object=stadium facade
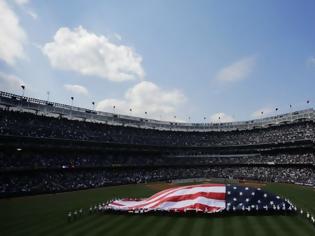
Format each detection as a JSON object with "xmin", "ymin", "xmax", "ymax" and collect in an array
[
  {"xmin": 0, "ymin": 91, "xmax": 314, "ymax": 197},
  {"xmin": 0, "ymin": 91, "xmax": 314, "ymax": 131}
]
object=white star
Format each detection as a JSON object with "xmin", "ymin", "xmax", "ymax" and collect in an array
[
  {"xmin": 227, "ymin": 191, "xmax": 231, "ymax": 195},
  {"xmin": 263, "ymin": 193, "xmax": 267, "ymax": 198},
  {"xmin": 246, "ymin": 198, "xmax": 249, "ymax": 202},
  {"xmin": 251, "ymin": 192, "xmax": 255, "ymax": 196},
  {"xmin": 239, "ymin": 192, "xmax": 243, "ymax": 196},
  {"xmin": 245, "ymin": 187, "xmax": 249, "ymax": 190},
  {"xmin": 233, "ymin": 198, "xmax": 237, "ymax": 201}
]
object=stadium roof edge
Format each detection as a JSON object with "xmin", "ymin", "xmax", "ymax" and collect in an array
[{"xmin": 0, "ymin": 90, "xmax": 314, "ymax": 132}]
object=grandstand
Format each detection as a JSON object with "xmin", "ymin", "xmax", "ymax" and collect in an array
[{"xmin": 0, "ymin": 91, "xmax": 314, "ymax": 197}]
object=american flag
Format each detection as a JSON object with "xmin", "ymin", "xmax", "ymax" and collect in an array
[{"xmin": 104, "ymin": 184, "xmax": 294, "ymax": 214}]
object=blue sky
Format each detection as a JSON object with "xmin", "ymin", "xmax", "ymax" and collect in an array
[{"xmin": 0, "ymin": 0, "xmax": 314, "ymax": 122}]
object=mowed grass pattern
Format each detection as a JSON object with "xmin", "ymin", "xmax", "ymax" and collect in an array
[{"xmin": 0, "ymin": 183, "xmax": 314, "ymax": 236}]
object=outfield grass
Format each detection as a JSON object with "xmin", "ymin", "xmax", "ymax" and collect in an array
[{"xmin": 0, "ymin": 182, "xmax": 314, "ymax": 236}]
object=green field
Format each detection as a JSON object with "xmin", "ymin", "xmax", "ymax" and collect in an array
[{"xmin": 1, "ymin": 182, "xmax": 314, "ymax": 236}]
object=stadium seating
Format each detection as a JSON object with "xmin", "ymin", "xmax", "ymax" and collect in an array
[{"xmin": 0, "ymin": 96, "xmax": 314, "ymax": 197}]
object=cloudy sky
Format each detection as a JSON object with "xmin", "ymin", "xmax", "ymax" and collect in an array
[{"xmin": 0, "ymin": 0, "xmax": 314, "ymax": 122}]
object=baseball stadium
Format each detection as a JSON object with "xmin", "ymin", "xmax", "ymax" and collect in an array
[
  {"xmin": 1, "ymin": 1, "xmax": 315, "ymax": 235},
  {"xmin": 0, "ymin": 91, "xmax": 314, "ymax": 235}
]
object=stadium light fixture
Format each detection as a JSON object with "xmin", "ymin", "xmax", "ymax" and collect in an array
[
  {"xmin": 71, "ymin": 97, "xmax": 74, "ymax": 107},
  {"xmin": 275, "ymin": 108, "xmax": 279, "ymax": 124},
  {"xmin": 21, "ymin": 85, "xmax": 25, "ymax": 96}
]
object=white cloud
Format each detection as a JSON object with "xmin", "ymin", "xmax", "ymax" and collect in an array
[
  {"xmin": 252, "ymin": 107, "xmax": 273, "ymax": 118},
  {"xmin": 113, "ymin": 33, "xmax": 122, "ymax": 41},
  {"xmin": 64, "ymin": 84, "xmax": 89, "ymax": 96},
  {"xmin": 14, "ymin": 0, "xmax": 29, "ymax": 6},
  {"xmin": 96, "ymin": 81, "xmax": 186, "ymax": 121},
  {"xmin": 26, "ymin": 9, "xmax": 37, "ymax": 19},
  {"xmin": 0, "ymin": 0, "xmax": 27, "ymax": 65},
  {"xmin": 14, "ymin": 0, "xmax": 37, "ymax": 19},
  {"xmin": 215, "ymin": 56, "xmax": 255, "ymax": 82},
  {"xmin": 307, "ymin": 57, "xmax": 315, "ymax": 66},
  {"xmin": 14, "ymin": 0, "xmax": 29, "ymax": 5},
  {"xmin": 0, "ymin": 71, "xmax": 25, "ymax": 93},
  {"xmin": 209, "ymin": 112, "xmax": 235, "ymax": 123},
  {"xmin": 42, "ymin": 26, "xmax": 145, "ymax": 82}
]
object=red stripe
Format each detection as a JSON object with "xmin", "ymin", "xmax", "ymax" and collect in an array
[
  {"xmin": 144, "ymin": 187, "xmax": 184, "ymax": 201},
  {"xmin": 145, "ymin": 183, "xmax": 224, "ymax": 201},
  {"xmin": 108, "ymin": 184, "xmax": 226, "ymax": 211},
  {"xmin": 114, "ymin": 190, "xmax": 225, "ymax": 210},
  {"xmin": 107, "ymin": 188, "xmax": 179, "ymax": 209},
  {"xmin": 144, "ymin": 192, "xmax": 225, "ymax": 209},
  {"xmin": 117, "ymin": 186, "xmax": 192, "ymax": 209}
]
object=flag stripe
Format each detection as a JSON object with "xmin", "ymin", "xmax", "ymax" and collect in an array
[
  {"xmin": 153, "ymin": 196, "xmax": 226, "ymax": 210},
  {"xmin": 107, "ymin": 184, "xmax": 226, "ymax": 212},
  {"xmin": 109, "ymin": 186, "xmax": 225, "ymax": 209},
  {"xmin": 165, "ymin": 186, "xmax": 226, "ymax": 198},
  {"xmin": 140, "ymin": 192, "xmax": 225, "ymax": 210},
  {"xmin": 115, "ymin": 186, "xmax": 225, "ymax": 208},
  {"xmin": 141, "ymin": 184, "xmax": 224, "ymax": 204}
]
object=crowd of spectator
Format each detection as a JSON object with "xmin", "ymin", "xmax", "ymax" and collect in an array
[
  {"xmin": 0, "ymin": 150, "xmax": 314, "ymax": 169},
  {"xmin": 1, "ymin": 110, "xmax": 314, "ymax": 147},
  {"xmin": 168, "ymin": 153, "xmax": 315, "ymax": 165},
  {"xmin": 0, "ymin": 109, "xmax": 314, "ymax": 197},
  {"xmin": 0, "ymin": 151, "xmax": 162, "ymax": 169},
  {"xmin": 1, "ymin": 167, "xmax": 314, "ymax": 196}
]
